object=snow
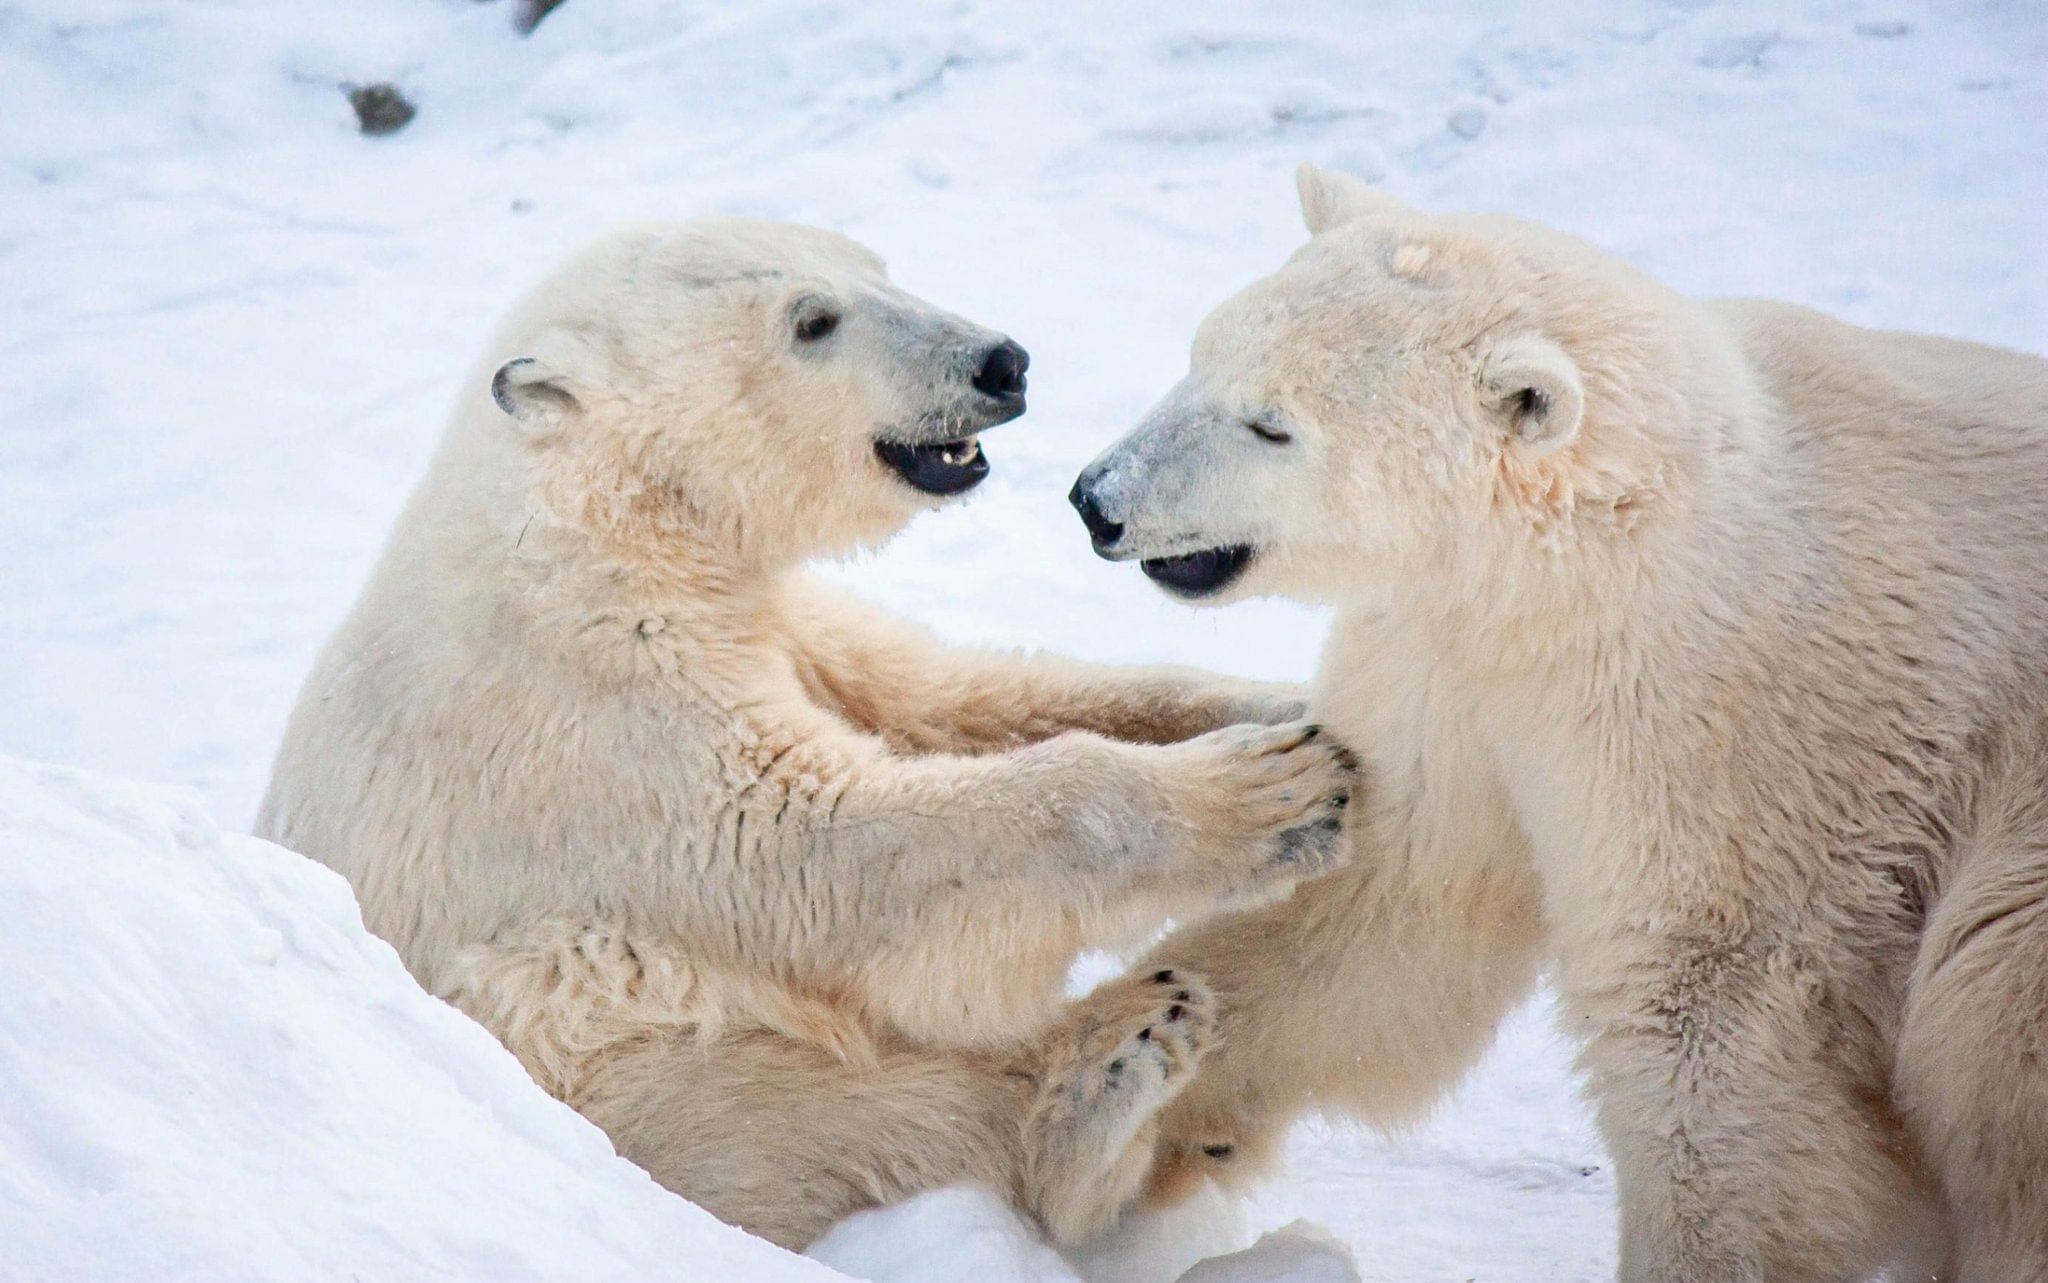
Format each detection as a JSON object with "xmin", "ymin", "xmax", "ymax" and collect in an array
[
  {"xmin": 0, "ymin": 757, "xmax": 839, "ymax": 1283},
  {"xmin": 1, "ymin": 0, "xmax": 2040, "ymax": 1278},
  {"xmin": 809, "ymin": 1185, "xmax": 1361, "ymax": 1283},
  {"xmin": 1173, "ymin": 1224, "xmax": 1363, "ymax": 1283},
  {"xmin": 809, "ymin": 1187, "xmax": 1091, "ymax": 1283}
]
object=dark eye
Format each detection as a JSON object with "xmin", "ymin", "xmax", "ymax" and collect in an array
[
  {"xmin": 794, "ymin": 306, "xmax": 840, "ymax": 343},
  {"xmin": 1246, "ymin": 419, "xmax": 1292, "ymax": 445}
]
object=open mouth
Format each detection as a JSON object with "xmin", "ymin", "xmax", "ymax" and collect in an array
[
  {"xmin": 874, "ymin": 437, "xmax": 989, "ymax": 496},
  {"xmin": 1140, "ymin": 545, "xmax": 1255, "ymax": 597}
]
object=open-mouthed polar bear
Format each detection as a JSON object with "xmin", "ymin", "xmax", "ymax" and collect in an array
[{"xmin": 259, "ymin": 218, "xmax": 1354, "ymax": 1250}]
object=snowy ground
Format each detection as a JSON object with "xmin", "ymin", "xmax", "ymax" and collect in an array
[
  {"xmin": 2, "ymin": 0, "xmax": 2040, "ymax": 1279},
  {"xmin": 0, "ymin": 758, "xmax": 842, "ymax": 1282}
]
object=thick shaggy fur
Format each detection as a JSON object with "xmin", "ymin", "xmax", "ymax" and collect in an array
[
  {"xmin": 1081, "ymin": 167, "xmax": 2048, "ymax": 1282},
  {"xmin": 258, "ymin": 220, "xmax": 1353, "ymax": 1250}
]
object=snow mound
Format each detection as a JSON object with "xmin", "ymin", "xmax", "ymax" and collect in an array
[
  {"xmin": 808, "ymin": 1184, "xmax": 1359, "ymax": 1283},
  {"xmin": 810, "ymin": 1186, "xmax": 1083, "ymax": 1283},
  {"xmin": 0, "ymin": 757, "xmax": 840, "ymax": 1283},
  {"xmin": 1174, "ymin": 1223, "xmax": 1360, "ymax": 1283}
]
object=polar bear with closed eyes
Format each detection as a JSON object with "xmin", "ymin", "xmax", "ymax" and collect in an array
[
  {"xmin": 1075, "ymin": 166, "xmax": 2048, "ymax": 1282},
  {"xmin": 258, "ymin": 218, "xmax": 1354, "ymax": 1250}
]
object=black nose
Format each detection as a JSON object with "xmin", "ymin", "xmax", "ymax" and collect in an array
[
  {"xmin": 1068, "ymin": 478, "xmax": 1123, "ymax": 548},
  {"xmin": 972, "ymin": 340, "xmax": 1029, "ymax": 400}
]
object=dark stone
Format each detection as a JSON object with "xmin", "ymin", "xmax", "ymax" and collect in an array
[
  {"xmin": 348, "ymin": 83, "xmax": 416, "ymax": 137},
  {"xmin": 516, "ymin": 0, "xmax": 568, "ymax": 34}
]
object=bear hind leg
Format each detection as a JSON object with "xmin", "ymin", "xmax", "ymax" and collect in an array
[
  {"xmin": 577, "ymin": 1027, "xmax": 1028, "ymax": 1251},
  {"xmin": 1898, "ymin": 795, "xmax": 2048, "ymax": 1282},
  {"xmin": 1022, "ymin": 968, "xmax": 1216, "ymax": 1245}
]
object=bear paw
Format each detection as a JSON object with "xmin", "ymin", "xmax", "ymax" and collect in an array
[
  {"xmin": 1152, "ymin": 720, "xmax": 1358, "ymax": 903},
  {"xmin": 1020, "ymin": 969, "xmax": 1218, "ymax": 1244},
  {"xmin": 1048, "ymin": 968, "xmax": 1214, "ymax": 1126}
]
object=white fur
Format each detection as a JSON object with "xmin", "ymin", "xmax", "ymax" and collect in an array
[
  {"xmin": 1103, "ymin": 166, "xmax": 2048, "ymax": 1283},
  {"xmin": 258, "ymin": 219, "xmax": 1356, "ymax": 1249}
]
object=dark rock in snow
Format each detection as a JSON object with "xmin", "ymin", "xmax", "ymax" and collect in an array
[
  {"xmin": 348, "ymin": 84, "xmax": 417, "ymax": 137},
  {"xmin": 516, "ymin": 0, "xmax": 568, "ymax": 35}
]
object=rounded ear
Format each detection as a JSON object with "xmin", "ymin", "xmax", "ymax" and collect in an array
[
  {"xmin": 1481, "ymin": 334, "xmax": 1583, "ymax": 454},
  {"xmin": 1295, "ymin": 161, "xmax": 1406, "ymax": 236},
  {"xmin": 490, "ymin": 332, "xmax": 593, "ymax": 434}
]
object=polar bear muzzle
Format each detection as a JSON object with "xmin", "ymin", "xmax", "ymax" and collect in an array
[
  {"xmin": 1068, "ymin": 380, "xmax": 1272, "ymax": 600},
  {"xmin": 872, "ymin": 338, "xmax": 1029, "ymax": 496}
]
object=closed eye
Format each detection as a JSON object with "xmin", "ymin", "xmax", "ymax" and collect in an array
[{"xmin": 1246, "ymin": 419, "xmax": 1292, "ymax": 445}]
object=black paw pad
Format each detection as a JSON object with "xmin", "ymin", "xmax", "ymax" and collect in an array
[
  {"xmin": 1166, "ymin": 1005, "xmax": 1186, "ymax": 1022},
  {"xmin": 1273, "ymin": 824, "xmax": 1314, "ymax": 863},
  {"xmin": 1135, "ymin": 1027, "xmax": 1151, "ymax": 1043},
  {"xmin": 1172, "ymin": 990, "xmax": 1191, "ymax": 1002},
  {"xmin": 1152, "ymin": 969, "xmax": 1176, "ymax": 984},
  {"xmin": 1106, "ymin": 1058, "xmax": 1126, "ymax": 1077},
  {"xmin": 1276, "ymin": 814, "xmax": 1345, "ymax": 865},
  {"xmin": 1201, "ymin": 1143, "xmax": 1235, "ymax": 1160}
]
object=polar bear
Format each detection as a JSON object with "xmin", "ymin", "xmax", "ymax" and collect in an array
[
  {"xmin": 1070, "ymin": 166, "xmax": 2048, "ymax": 1282},
  {"xmin": 257, "ymin": 218, "xmax": 1355, "ymax": 1250}
]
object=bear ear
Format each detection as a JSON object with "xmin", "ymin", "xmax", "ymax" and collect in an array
[
  {"xmin": 1295, "ymin": 162, "xmax": 1405, "ymax": 236},
  {"xmin": 1481, "ymin": 334, "xmax": 1584, "ymax": 455},
  {"xmin": 490, "ymin": 335, "xmax": 591, "ymax": 435}
]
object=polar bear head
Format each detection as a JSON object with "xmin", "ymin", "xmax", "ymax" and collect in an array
[
  {"xmin": 485, "ymin": 219, "xmax": 1027, "ymax": 567},
  {"xmin": 1072, "ymin": 165, "xmax": 1701, "ymax": 608}
]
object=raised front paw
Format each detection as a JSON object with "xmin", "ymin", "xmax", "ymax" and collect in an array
[{"xmin": 1152, "ymin": 720, "xmax": 1358, "ymax": 902}]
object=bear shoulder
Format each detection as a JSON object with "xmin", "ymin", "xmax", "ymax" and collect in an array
[{"xmin": 1712, "ymin": 296, "xmax": 2047, "ymax": 423}]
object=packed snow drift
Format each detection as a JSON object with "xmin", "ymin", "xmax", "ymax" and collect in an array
[{"xmin": 0, "ymin": 758, "xmax": 838, "ymax": 1283}]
